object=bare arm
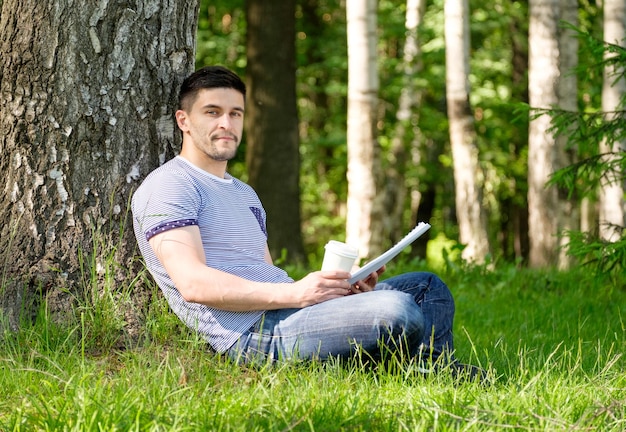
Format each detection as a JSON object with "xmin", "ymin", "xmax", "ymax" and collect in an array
[{"xmin": 149, "ymin": 225, "xmax": 351, "ymax": 311}]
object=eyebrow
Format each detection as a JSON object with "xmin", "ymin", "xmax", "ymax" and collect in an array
[{"xmin": 202, "ymin": 103, "xmax": 245, "ymax": 113}]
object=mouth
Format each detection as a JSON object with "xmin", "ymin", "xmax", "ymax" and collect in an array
[{"xmin": 213, "ymin": 135, "xmax": 237, "ymax": 143}]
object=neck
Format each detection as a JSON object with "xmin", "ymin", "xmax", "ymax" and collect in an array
[{"xmin": 179, "ymin": 147, "xmax": 228, "ymax": 178}]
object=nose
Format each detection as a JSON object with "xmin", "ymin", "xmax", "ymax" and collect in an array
[{"xmin": 218, "ymin": 113, "xmax": 233, "ymax": 129}]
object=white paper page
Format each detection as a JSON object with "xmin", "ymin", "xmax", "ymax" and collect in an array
[{"xmin": 348, "ymin": 222, "xmax": 431, "ymax": 284}]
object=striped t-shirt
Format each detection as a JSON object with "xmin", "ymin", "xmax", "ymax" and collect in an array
[{"xmin": 131, "ymin": 156, "xmax": 293, "ymax": 352}]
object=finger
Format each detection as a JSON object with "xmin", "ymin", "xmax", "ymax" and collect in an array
[
  {"xmin": 320, "ymin": 270, "xmax": 352, "ymax": 280},
  {"xmin": 359, "ymin": 272, "xmax": 378, "ymax": 286},
  {"xmin": 354, "ymin": 282, "xmax": 373, "ymax": 292},
  {"xmin": 356, "ymin": 273, "xmax": 380, "ymax": 287}
]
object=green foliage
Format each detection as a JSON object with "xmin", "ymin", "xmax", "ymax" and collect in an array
[
  {"xmin": 196, "ymin": 0, "xmax": 246, "ymax": 73},
  {"xmin": 195, "ymin": 1, "xmax": 248, "ymax": 180},
  {"xmin": 193, "ymin": 0, "xmax": 538, "ymax": 260},
  {"xmin": 548, "ymin": 148, "xmax": 625, "ymax": 197},
  {"xmin": 562, "ymin": 229, "xmax": 626, "ymax": 276},
  {"xmin": 296, "ymin": 0, "xmax": 351, "ymax": 250},
  {"xmin": 537, "ymin": 25, "xmax": 626, "ymax": 276},
  {"xmin": 193, "ymin": 0, "xmax": 620, "ymax": 271}
]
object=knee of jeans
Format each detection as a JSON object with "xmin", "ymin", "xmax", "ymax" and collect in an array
[
  {"xmin": 375, "ymin": 291, "xmax": 424, "ymax": 341},
  {"xmin": 424, "ymin": 272, "xmax": 455, "ymax": 308},
  {"xmin": 434, "ymin": 275, "xmax": 454, "ymax": 309}
]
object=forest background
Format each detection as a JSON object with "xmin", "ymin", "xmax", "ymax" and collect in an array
[
  {"xmin": 195, "ymin": 0, "xmax": 624, "ymax": 272},
  {"xmin": 0, "ymin": 0, "xmax": 625, "ymax": 330}
]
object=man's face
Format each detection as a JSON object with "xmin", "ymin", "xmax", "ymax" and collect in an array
[{"xmin": 176, "ymin": 88, "xmax": 245, "ymax": 163}]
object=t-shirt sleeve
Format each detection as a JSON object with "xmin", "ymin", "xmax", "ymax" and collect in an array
[{"xmin": 132, "ymin": 170, "xmax": 201, "ymax": 241}]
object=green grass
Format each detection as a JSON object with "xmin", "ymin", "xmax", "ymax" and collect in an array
[{"xmin": 1, "ymin": 261, "xmax": 625, "ymax": 431}]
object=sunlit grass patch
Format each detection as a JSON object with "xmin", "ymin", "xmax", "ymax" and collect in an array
[{"xmin": 1, "ymin": 262, "xmax": 625, "ymax": 430}]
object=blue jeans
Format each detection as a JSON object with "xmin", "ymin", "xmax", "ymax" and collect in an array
[{"xmin": 227, "ymin": 272, "xmax": 455, "ymax": 365}]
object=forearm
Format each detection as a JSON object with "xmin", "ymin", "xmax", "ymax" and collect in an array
[
  {"xmin": 176, "ymin": 266, "xmax": 299, "ymax": 311},
  {"xmin": 149, "ymin": 226, "xmax": 350, "ymax": 311}
]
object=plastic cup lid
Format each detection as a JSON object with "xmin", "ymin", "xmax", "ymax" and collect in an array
[{"xmin": 325, "ymin": 240, "xmax": 358, "ymax": 258}]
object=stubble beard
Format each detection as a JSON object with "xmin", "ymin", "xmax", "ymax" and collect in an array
[{"xmin": 206, "ymin": 134, "xmax": 239, "ymax": 161}]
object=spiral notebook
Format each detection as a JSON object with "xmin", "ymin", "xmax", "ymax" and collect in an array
[{"xmin": 348, "ymin": 222, "xmax": 431, "ymax": 284}]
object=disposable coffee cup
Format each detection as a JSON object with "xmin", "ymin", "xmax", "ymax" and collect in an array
[{"xmin": 321, "ymin": 240, "xmax": 359, "ymax": 272}]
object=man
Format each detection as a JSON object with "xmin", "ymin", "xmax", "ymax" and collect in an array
[{"xmin": 132, "ymin": 66, "xmax": 483, "ymax": 379}]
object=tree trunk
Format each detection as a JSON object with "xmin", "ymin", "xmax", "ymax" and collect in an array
[
  {"xmin": 346, "ymin": 0, "xmax": 383, "ymax": 259},
  {"xmin": 599, "ymin": 0, "xmax": 626, "ymax": 241},
  {"xmin": 245, "ymin": 0, "xmax": 305, "ymax": 263},
  {"xmin": 0, "ymin": 0, "xmax": 199, "ymax": 329},
  {"xmin": 528, "ymin": 0, "xmax": 560, "ymax": 267},
  {"xmin": 555, "ymin": 0, "xmax": 579, "ymax": 269},
  {"xmin": 411, "ymin": 186, "xmax": 435, "ymax": 259},
  {"xmin": 383, "ymin": 0, "xmax": 427, "ymax": 246},
  {"xmin": 444, "ymin": 0, "xmax": 491, "ymax": 263},
  {"xmin": 505, "ymin": 1, "xmax": 530, "ymax": 264}
]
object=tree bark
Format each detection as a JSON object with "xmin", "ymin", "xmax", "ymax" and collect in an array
[
  {"xmin": 555, "ymin": 0, "xmax": 579, "ymax": 269},
  {"xmin": 444, "ymin": 0, "xmax": 491, "ymax": 263},
  {"xmin": 528, "ymin": 0, "xmax": 560, "ymax": 267},
  {"xmin": 599, "ymin": 0, "xmax": 626, "ymax": 241},
  {"xmin": 0, "ymin": 0, "xmax": 199, "ymax": 329},
  {"xmin": 504, "ymin": 1, "xmax": 530, "ymax": 264},
  {"xmin": 346, "ymin": 0, "xmax": 383, "ymax": 259},
  {"xmin": 383, "ymin": 0, "xmax": 427, "ymax": 246},
  {"xmin": 245, "ymin": 0, "xmax": 305, "ymax": 263}
]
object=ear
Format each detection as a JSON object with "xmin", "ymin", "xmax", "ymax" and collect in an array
[{"xmin": 175, "ymin": 110, "xmax": 189, "ymax": 132}]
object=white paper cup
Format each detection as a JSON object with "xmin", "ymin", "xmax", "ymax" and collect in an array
[{"xmin": 321, "ymin": 240, "xmax": 359, "ymax": 272}]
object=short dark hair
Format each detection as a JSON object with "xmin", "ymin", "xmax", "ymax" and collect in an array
[{"xmin": 178, "ymin": 66, "xmax": 246, "ymax": 111}]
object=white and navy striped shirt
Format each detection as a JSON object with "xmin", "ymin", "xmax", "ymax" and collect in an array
[{"xmin": 132, "ymin": 156, "xmax": 293, "ymax": 352}]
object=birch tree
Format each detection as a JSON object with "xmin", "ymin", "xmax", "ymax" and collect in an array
[
  {"xmin": 383, "ymin": 0, "xmax": 427, "ymax": 246},
  {"xmin": 555, "ymin": 0, "xmax": 579, "ymax": 268},
  {"xmin": 528, "ymin": 0, "xmax": 560, "ymax": 267},
  {"xmin": 0, "ymin": 0, "xmax": 199, "ymax": 328},
  {"xmin": 444, "ymin": 0, "xmax": 490, "ymax": 263},
  {"xmin": 346, "ymin": 0, "xmax": 383, "ymax": 258},
  {"xmin": 599, "ymin": 0, "xmax": 626, "ymax": 241}
]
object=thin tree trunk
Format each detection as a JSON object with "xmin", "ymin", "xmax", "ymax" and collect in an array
[
  {"xmin": 444, "ymin": 0, "xmax": 490, "ymax": 263},
  {"xmin": 528, "ymin": 0, "xmax": 560, "ymax": 267},
  {"xmin": 346, "ymin": 0, "xmax": 383, "ymax": 259},
  {"xmin": 383, "ymin": 0, "xmax": 427, "ymax": 246},
  {"xmin": 556, "ymin": 0, "xmax": 579, "ymax": 269},
  {"xmin": 599, "ymin": 0, "xmax": 626, "ymax": 241},
  {"xmin": 505, "ymin": 1, "xmax": 530, "ymax": 264}
]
